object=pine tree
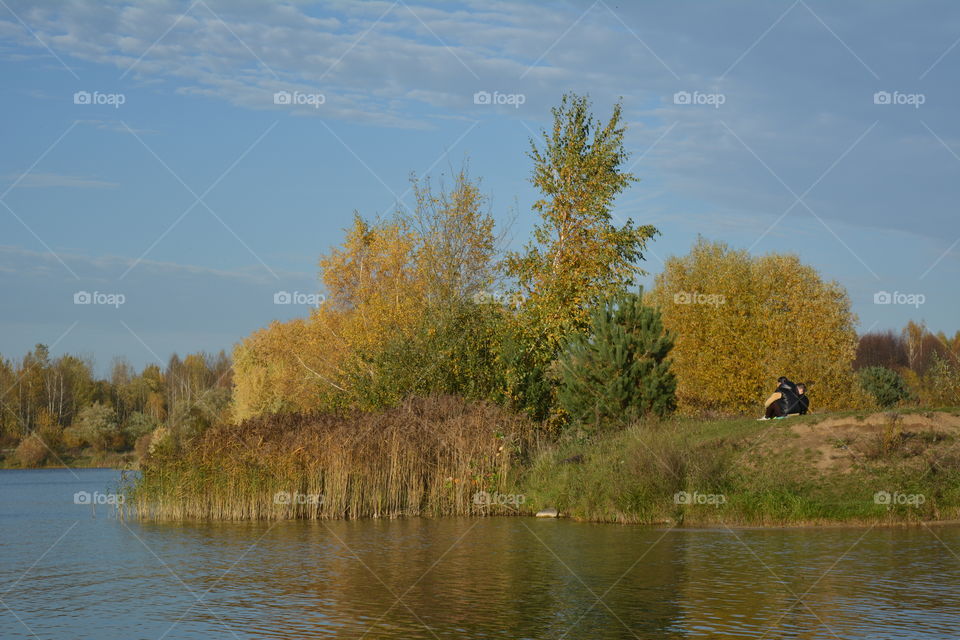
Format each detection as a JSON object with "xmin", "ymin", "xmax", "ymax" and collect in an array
[{"xmin": 558, "ymin": 291, "xmax": 676, "ymax": 431}]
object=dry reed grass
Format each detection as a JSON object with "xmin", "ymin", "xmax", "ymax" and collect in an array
[{"xmin": 125, "ymin": 395, "xmax": 535, "ymax": 521}]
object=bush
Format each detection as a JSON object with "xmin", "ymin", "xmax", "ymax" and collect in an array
[
  {"xmin": 859, "ymin": 366, "xmax": 910, "ymax": 408},
  {"xmin": 558, "ymin": 292, "xmax": 675, "ymax": 431},
  {"xmin": 74, "ymin": 402, "xmax": 121, "ymax": 451},
  {"xmin": 15, "ymin": 433, "xmax": 49, "ymax": 467},
  {"xmin": 344, "ymin": 299, "xmax": 507, "ymax": 410},
  {"xmin": 134, "ymin": 431, "xmax": 154, "ymax": 461},
  {"xmin": 648, "ymin": 239, "xmax": 860, "ymax": 414},
  {"xmin": 916, "ymin": 354, "xmax": 960, "ymax": 407},
  {"xmin": 123, "ymin": 412, "xmax": 158, "ymax": 443},
  {"xmin": 62, "ymin": 425, "xmax": 86, "ymax": 450}
]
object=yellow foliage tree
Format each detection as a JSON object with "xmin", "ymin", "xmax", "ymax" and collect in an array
[
  {"xmin": 232, "ymin": 167, "xmax": 500, "ymax": 419},
  {"xmin": 647, "ymin": 238, "xmax": 861, "ymax": 415}
]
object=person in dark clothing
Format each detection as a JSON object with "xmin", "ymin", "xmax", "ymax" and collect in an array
[
  {"xmin": 763, "ymin": 376, "xmax": 800, "ymax": 418},
  {"xmin": 777, "ymin": 377, "xmax": 800, "ymax": 414},
  {"xmin": 796, "ymin": 383, "xmax": 810, "ymax": 415},
  {"xmin": 764, "ymin": 396, "xmax": 785, "ymax": 419}
]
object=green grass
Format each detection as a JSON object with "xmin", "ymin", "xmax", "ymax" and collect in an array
[{"xmin": 515, "ymin": 408, "xmax": 960, "ymax": 526}]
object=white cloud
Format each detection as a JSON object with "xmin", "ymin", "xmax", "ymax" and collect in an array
[{"xmin": 1, "ymin": 0, "xmax": 959, "ymax": 242}]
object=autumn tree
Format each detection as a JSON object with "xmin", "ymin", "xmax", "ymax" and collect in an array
[
  {"xmin": 505, "ymin": 93, "xmax": 657, "ymax": 336},
  {"xmin": 647, "ymin": 238, "xmax": 861, "ymax": 414},
  {"xmin": 403, "ymin": 165, "xmax": 501, "ymax": 304},
  {"xmin": 501, "ymin": 93, "xmax": 658, "ymax": 420},
  {"xmin": 233, "ymin": 317, "xmax": 341, "ymax": 419},
  {"xmin": 232, "ymin": 165, "xmax": 504, "ymax": 417}
]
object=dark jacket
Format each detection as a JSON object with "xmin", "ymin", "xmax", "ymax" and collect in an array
[
  {"xmin": 797, "ymin": 394, "xmax": 809, "ymax": 415},
  {"xmin": 777, "ymin": 378, "xmax": 800, "ymax": 414}
]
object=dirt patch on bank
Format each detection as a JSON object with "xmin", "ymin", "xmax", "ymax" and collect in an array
[{"xmin": 783, "ymin": 411, "xmax": 960, "ymax": 473}]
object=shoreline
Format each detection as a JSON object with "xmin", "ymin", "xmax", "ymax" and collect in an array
[{"xmin": 109, "ymin": 510, "xmax": 960, "ymax": 531}]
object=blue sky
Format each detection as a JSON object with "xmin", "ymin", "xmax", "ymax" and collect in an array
[{"xmin": 1, "ymin": 0, "xmax": 958, "ymax": 373}]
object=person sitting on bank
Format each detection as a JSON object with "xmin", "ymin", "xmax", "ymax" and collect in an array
[
  {"xmin": 763, "ymin": 376, "xmax": 800, "ymax": 419},
  {"xmin": 796, "ymin": 382, "xmax": 810, "ymax": 415}
]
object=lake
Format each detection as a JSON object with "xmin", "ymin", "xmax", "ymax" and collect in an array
[{"xmin": 1, "ymin": 468, "xmax": 958, "ymax": 639}]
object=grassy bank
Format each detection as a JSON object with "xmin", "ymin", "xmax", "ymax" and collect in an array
[
  {"xmin": 518, "ymin": 408, "xmax": 960, "ymax": 526},
  {"xmin": 125, "ymin": 398, "xmax": 960, "ymax": 526},
  {"xmin": 125, "ymin": 396, "xmax": 535, "ymax": 520}
]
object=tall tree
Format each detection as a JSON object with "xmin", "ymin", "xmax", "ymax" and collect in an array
[
  {"xmin": 505, "ymin": 92, "xmax": 658, "ymax": 338},
  {"xmin": 501, "ymin": 93, "xmax": 658, "ymax": 421},
  {"xmin": 404, "ymin": 164, "xmax": 501, "ymax": 304}
]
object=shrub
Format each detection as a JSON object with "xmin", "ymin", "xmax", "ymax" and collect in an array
[
  {"xmin": 74, "ymin": 402, "xmax": 121, "ymax": 451},
  {"xmin": 62, "ymin": 425, "xmax": 86, "ymax": 450},
  {"xmin": 558, "ymin": 292, "xmax": 675, "ymax": 431},
  {"xmin": 133, "ymin": 432, "xmax": 154, "ymax": 461},
  {"xmin": 648, "ymin": 239, "xmax": 860, "ymax": 414},
  {"xmin": 859, "ymin": 366, "xmax": 910, "ymax": 408},
  {"xmin": 344, "ymin": 299, "xmax": 507, "ymax": 410},
  {"xmin": 15, "ymin": 433, "xmax": 48, "ymax": 467},
  {"xmin": 123, "ymin": 412, "xmax": 158, "ymax": 443},
  {"xmin": 915, "ymin": 354, "xmax": 960, "ymax": 407}
]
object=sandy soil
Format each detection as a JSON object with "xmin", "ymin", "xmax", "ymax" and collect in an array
[{"xmin": 777, "ymin": 411, "xmax": 960, "ymax": 473}]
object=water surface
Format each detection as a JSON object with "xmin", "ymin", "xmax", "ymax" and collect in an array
[{"xmin": 2, "ymin": 469, "xmax": 958, "ymax": 639}]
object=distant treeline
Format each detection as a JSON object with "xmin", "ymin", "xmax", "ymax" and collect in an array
[
  {"xmin": 0, "ymin": 345, "xmax": 231, "ymax": 467},
  {"xmin": 853, "ymin": 321, "xmax": 960, "ymax": 408}
]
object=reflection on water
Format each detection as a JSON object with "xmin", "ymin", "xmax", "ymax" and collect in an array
[{"xmin": 2, "ymin": 469, "xmax": 959, "ymax": 639}]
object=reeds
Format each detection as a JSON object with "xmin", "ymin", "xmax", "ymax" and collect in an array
[{"xmin": 124, "ymin": 395, "xmax": 535, "ymax": 521}]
